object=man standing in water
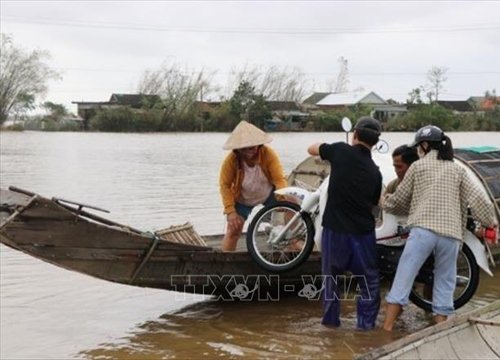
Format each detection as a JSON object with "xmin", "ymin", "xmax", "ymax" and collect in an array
[{"xmin": 308, "ymin": 116, "xmax": 383, "ymax": 330}]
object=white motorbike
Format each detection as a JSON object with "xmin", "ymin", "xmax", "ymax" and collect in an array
[{"xmin": 246, "ymin": 118, "xmax": 497, "ymax": 312}]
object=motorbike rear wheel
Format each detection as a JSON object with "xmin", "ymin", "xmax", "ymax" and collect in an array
[
  {"xmin": 246, "ymin": 201, "xmax": 315, "ymax": 273},
  {"xmin": 409, "ymin": 243, "xmax": 479, "ymax": 312}
]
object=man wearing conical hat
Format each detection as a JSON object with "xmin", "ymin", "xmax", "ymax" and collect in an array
[{"xmin": 219, "ymin": 121, "xmax": 287, "ymax": 251}]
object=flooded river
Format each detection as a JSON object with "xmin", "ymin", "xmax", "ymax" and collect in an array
[{"xmin": 1, "ymin": 131, "xmax": 499, "ymax": 359}]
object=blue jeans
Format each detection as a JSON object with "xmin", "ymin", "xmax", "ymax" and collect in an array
[
  {"xmin": 321, "ymin": 228, "xmax": 380, "ymax": 330},
  {"xmin": 385, "ymin": 227, "xmax": 460, "ymax": 316},
  {"xmin": 235, "ymin": 191, "xmax": 277, "ymax": 220}
]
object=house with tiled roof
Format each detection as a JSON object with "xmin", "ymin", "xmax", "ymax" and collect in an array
[
  {"xmin": 265, "ymin": 101, "xmax": 310, "ymax": 131},
  {"xmin": 302, "ymin": 92, "xmax": 331, "ymax": 105},
  {"xmin": 436, "ymin": 100, "xmax": 474, "ymax": 114},
  {"xmin": 108, "ymin": 93, "xmax": 161, "ymax": 108},
  {"xmin": 73, "ymin": 93, "xmax": 162, "ymax": 129},
  {"xmin": 468, "ymin": 96, "xmax": 500, "ymax": 111}
]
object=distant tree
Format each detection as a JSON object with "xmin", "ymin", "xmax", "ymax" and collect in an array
[
  {"xmin": 42, "ymin": 101, "xmax": 68, "ymax": 121},
  {"xmin": 484, "ymin": 89, "xmax": 497, "ymax": 98},
  {"xmin": 247, "ymin": 94, "xmax": 271, "ymax": 129},
  {"xmin": 407, "ymin": 87, "xmax": 424, "ymax": 104},
  {"xmin": 228, "ymin": 64, "xmax": 309, "ymax": 102},
  {"xmin": 0, "ymin": 34, "xmax": 61, "ymax": 124},
  {"xmin": 11, "ymin": 93, "xmax": 36, "ymax": 118},
  {"xmin": 229, "ymin": 81, "xmax": 271, "ymax": 129},
  {"xmin": 426, "ymin": 66, "xmax": 448, "ymax": 102},
  {"xmin": 386, "ymin": 103, "xmax": 454, "ymax": 131},
  {"xmin": 327, "ymin": 56, "xmax": 349, "ymax": 93},
  {"xmin": 229, "ymin": 81, "xmax": 255, "ymax": 117},
  {"xmin": 137, "ymin": 62, "xmax": 217, "ymax": 130},
  {"xmin": 484, "ymin": 89, "xmax": 498, "ymax": 105}
]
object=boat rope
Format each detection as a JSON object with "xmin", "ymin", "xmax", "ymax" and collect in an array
[
  {"xmin": 469, "ymin": 317, "xmax": 500, "ymax": 327},
  {"xmin": 129, "ymin": 232, "xmax": 160, "ymax": 284}
]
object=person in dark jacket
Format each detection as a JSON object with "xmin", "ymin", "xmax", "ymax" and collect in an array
[{"xmin": 308, "ymin": 116, "xmax": 383, "ymax": 330}]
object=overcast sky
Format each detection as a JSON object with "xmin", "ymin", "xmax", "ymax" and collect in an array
[{"xmin": 2, "ymin": 0, "xmax": 499, "ymax": 113}]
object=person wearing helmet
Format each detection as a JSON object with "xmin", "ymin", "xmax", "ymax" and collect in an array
[
  {"xmin": 308, "ymin": 116, "xmax": 383, "ymax": 330},
  {"xmin": 382, "ymin": 125, "xmax": 497, "ymax": 331},
  {"xmin": 219, "ymin": 120, "xmax": 287, "ymax": 251}
]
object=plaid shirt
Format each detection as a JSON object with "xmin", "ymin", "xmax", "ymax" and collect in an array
[{"xmin": 383, "ymin": 150, "xmax": 496, "ymax": 241}]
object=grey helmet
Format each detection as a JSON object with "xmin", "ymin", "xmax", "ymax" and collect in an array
[
  {"xmin": 353, "ymin": 116, "xmax": 381, "ymax": 136},
  {"xmin": 410, "ymin": 125, "xmax": 444, "ymax": 147}
]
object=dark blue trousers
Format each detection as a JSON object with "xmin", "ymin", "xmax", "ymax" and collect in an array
[{"xmin": 321, "ymin": 227, "xmax": 380, "ymax": 330}]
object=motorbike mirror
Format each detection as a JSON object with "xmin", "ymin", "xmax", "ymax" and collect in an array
[
  {"xmin": 341, "ymin": 117, "xmax": 352, "ymax": 132},
  {"xmin": 375, "ymin": 139, "xmax": 389, "ymax": 154}
]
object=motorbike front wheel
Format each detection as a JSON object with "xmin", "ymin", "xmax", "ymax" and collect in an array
[
  {"xmin": 409, "ymin": 243, "xmax": 480, "ymax": 312},
  {"xmin": 246, "ymin": 201, "xmax": 315, "ymax": 273}
]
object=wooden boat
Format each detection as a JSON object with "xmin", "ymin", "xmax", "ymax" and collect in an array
[
  {"xmin": 0, "ymin": 186, "xmax": 321, "ymax": 298},
  {"xmin": 1, "ymin": 147, "xmax": 499, "ymax": 297},
  {"xmin": 355, "ymin": 300, "xmax": 500, "ymax": 360}
]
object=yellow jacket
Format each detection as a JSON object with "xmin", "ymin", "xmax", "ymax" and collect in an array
[{"xmin": 219, "ymin": 145, "xmax": 287, "ymax": 215}]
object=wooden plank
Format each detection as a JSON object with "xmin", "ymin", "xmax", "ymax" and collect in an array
[
  {"xmin": 414, "ymin": 336, "xmax": 458, "ymax": 360},
  {"xmin": 19, "ymin": 245, "xmax": 144, "ymax": 261},
  {"xmin": 389, "ymin": 349, "xmax": 420, "ymax": 359},
  {"xmin": 0, "ymin": 189, "xmax": 33, "ymax": 207},
  {"xmin": 378, "ymin": 324, "xmax": 468, "ymax": 360},
  {"xmin": 355, "ymin": 301, "xmax": 500, "ymax": 360},
  {"xmin": 16, "ymin": 243, "xmax": 215, "ymax": 261},
  {"xmin": 447, "ymin": 325, "xmax": 498, "ymax": 359},
  {"xmin": 476, "ymin": 314, "xmax": 500, "ymax": 357},
  {"xmin": 156, "ymin": 223, "xmax": 207, "ymax": 247},
  {"xmin": 3, "ymin": 219, "xmax": 152, "ymax": 249}
]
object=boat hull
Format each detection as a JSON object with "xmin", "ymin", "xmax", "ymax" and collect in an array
[{"xmin": 0, "ymin": 188, "xmax": 322, "ymax": 298}]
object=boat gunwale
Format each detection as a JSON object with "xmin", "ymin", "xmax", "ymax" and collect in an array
[{"xmin": 354, "ymin": 300, "xmax": 500, "ymax": 360}]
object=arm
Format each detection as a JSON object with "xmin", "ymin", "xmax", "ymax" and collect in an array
[
  {"xmin": 308, "ymin": 143, "xmax": 322, "ymax": 156},
  {"xmin": 383, "ymin": 178, "xmax": 398, "ymax": 196},
  {"xmin": 373, "ymin": 172, "xmax": 383, "ymax": 206},
  {"xmin": 383, "ymin": 165, "xmax": 415, "ymax": 216},
  {"xmin": 219, "ymin": 154, "xmax": 237, "ymax": 215},
  {"xmin": 461, "ymin": 173, "xmax": 497, "ymax": 228}
]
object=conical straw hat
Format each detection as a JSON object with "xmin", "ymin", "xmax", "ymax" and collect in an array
[{"xmin": 223, "ymin": 121, "xmax": 273, "ymax": 150}]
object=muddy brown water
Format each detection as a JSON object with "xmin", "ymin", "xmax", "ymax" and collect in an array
[{"xmin": 1, "ymin": 131, "xmax": 499, "ymax": 359}]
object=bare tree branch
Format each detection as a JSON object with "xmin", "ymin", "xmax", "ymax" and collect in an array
[{"xmin": 227, "ymin": 64, "xmax": 310, "ymax": 102}]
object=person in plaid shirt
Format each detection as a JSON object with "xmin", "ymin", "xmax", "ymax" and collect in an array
[{"xmin": 382, "ymin": 125, "xmax": 497, "ymax": 331}]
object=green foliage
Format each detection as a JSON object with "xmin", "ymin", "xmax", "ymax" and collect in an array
[
  {"xmin": 202, "ymin": 102, "xmax": 239, "ymax": 131},
  {"xmin": 229, "ymin": 81, "xmax": 255, "ymax": 116},
  {"xmin": 157, "ymin": 105, "xmax": 202, "ymax": 132},
  {"xmin": 0, "ymin": 33, "xmax": 61, "ymax": 124},
  {"xmin": 228, "ymin": 81, "xmax": 271, "ymax": 128},
  {"xmin": 1, "ymin": 123, "xmax": 24, "ymax": 131},
  {"xmin": 248, "ymin": 94, "xmax": 271, "ymax": 129},
  {"xmin": 42, "ymin": 101, "xmax": 68, "ymax": 119},
  {"xmin": 407, "ymin": 88, "xmax": 424, "ymax": 105},
  {"xmin": 312, "ymin": 113, "xmax": 344, "ymax": 132},
  {"xmin": 385, "ymin": 104, "xmax": 455, "ymax": 131},
  {"xmin": 310, "ymin": 104, "xmax": 374, "ymax": 131},
  {"xmin": 457, "ymin": 110, "xmax": 500, "ymax": 131},
  {"xmin": 90, "ymin": 107, "xmax": 163, "ymax": 132}
]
